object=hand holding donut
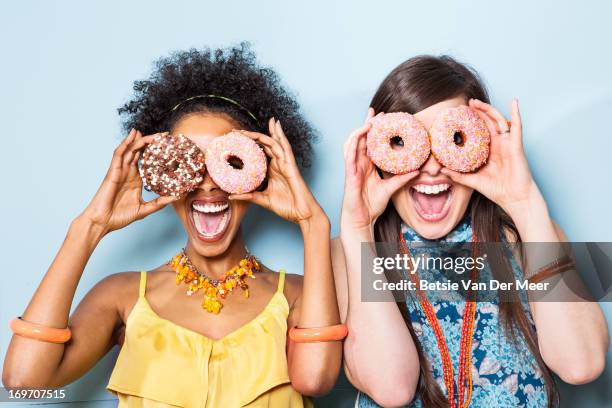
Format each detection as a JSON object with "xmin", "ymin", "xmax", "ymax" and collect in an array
[
  {"xmin": 80, "ymin": 129, "xmax": 180, "ymax": 235},
  {"xmin": 341, "ymin": 108, "xmax": 419, "ymax": 234},
  {"xmin": 230, "ymin": 118, "xmax": 326, "ymax": 226},
  {"xmin": 440, "ymin": 99, "xmax": 542, "ymax": 217}
]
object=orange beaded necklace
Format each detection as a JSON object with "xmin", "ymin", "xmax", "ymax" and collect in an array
[
  {"xmin": 170, "ymin": 249, "xmax": 260, "ymax": 314},
  {"xmin": 399, "ymin": 230, "xmax": 478, "ymax": 408}
]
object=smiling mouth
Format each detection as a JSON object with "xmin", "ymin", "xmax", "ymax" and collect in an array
[
  {"xmin": 410, "ymin": 183, "xmax": 453, "ymax": 222},
  {"xmin": 190, "ymin": 200, "xmax": 232, "ymax": 242}
]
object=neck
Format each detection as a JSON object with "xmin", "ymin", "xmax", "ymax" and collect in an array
[{"xmin": 183, "ymin": 231, "xmax": 249, "ymax": 280}]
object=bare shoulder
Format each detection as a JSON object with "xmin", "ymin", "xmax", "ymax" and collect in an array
[
  {"xmin": 90, "ymin": 271, "xmax": 140, "ymax": 297},
  {"xmin": 87, "ymin": 271, "xmax": 141, "ymax": 319},
  {"xmin": 282, "ymin": 271, "xmax": 304, "ymax": 308}
]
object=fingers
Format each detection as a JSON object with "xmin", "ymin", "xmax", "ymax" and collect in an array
[
  {"xmin": 473, "ymin": 108, "xmax": 500, "ymax": 139},
  {"xmin": 138, "ymin": 195, "xmax": 180, "ymax": 219},
  {"xmin": 470, "ymin": 99, "xmax": 509, "ymax": 133},
  {"xmin": 510, "ymin": 99, "xmax": 523, "ymax": 145},
  {"xmin": 268, "ymin": 118, "xmax": 298, "ymax": 165},
  {"xmin": 366, "ymin": 107, "xmax": 375, "ymax": 122},
  {"xmin": 381, "ymin": 171, "xmax": 420, "ymax": 196},
  {"xmin": 238, "ymin": 129, "xmax": 285, "ymax": 162},
  {"xmin": 343, "ymin": 123, "xmax": 370, "ymax": 177},
  {"xmin": 110, "ymin": 129, "xmax": 137, "ymax": 172},
  {"xmin": 124, "ymin": 131, "xmax": 167, "ymax": 167}
]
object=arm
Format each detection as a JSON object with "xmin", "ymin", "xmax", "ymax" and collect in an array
[
  {"xmin": 231, "ymin": 119, "xmax": 342, "ymax": 396},
  {"xmin": 286, "ymin": 213, "xmax": 342, "ymax": 396},
  {"xmin": 442, "ymin": 99, "xmax": 609, "ymax": 385},
  {"xmin": 2, "ymin": 129, "xmax": 176, "ymax": 388},
  {"xmin": 335, "ymin": 110, "xmax": 421, "ymax": 407},
  {"xmin": 511, "ymin": 193, "xmax": 608, "ymax": 384}
]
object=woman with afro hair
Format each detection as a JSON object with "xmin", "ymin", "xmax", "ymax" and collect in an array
[{"xmin": 3, "ymin": 43, "xmax": 342, "ymax": 407}]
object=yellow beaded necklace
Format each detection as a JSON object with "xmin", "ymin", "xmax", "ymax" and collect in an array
[{"xmin": 169, "ymin": 249, "xmax": 260, "ymax": 314}]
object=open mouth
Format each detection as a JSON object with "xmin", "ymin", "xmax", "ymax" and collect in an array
[
  {"xmin": 410, "ymin": 183, "xmax": 453, "ymax": 222},
  {"xmin": 190, "ymin": 199, "xmax": 232, "ymax": 242}
]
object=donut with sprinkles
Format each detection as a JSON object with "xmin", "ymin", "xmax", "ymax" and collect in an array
[
  {"xmin": 205, "ymin": 132, "xmax": 267, "ymax": 194},
  {"xmin": 139, "ymin": 134, "xmax": 206, "ymax": 197},
  {"xmin": 429, "ymin": 106, "xmax": 490, "ymax": 173},
  {"xmin": 366, "ymin": 112, "xmax": 431, "ymax": 174}
]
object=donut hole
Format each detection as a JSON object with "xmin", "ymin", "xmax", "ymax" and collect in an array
[
  {"xmin": 453, "ymin": 131, "xmax": 466, "ymax": 147},
  {"xmin": 389, "ymin": 136, "xmax": 405, "ymax": 150},
  {"xmin": 227, "ymin": 155, "xmax": 244, "ymax": 170},
  {"xmin": 167, "ymin": 159, "xmax": 180, "ymax": 172}
]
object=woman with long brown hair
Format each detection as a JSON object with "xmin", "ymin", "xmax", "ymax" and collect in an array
[{"xmin": 332, "ymin": 56, "xmax": 609, "ymax": 407}]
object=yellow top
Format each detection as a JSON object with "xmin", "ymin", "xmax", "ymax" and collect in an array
[{"xmin": 106, "ymin": 270, "xmax": 312, "ymax": 408}]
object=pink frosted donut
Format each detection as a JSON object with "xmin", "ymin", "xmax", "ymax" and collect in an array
[
  {"xmin": 366, "ymin": 112, "xmax": 430, "ymax": 174},
  {"xmin": 430, "ymin": 106, "xmax": 490, "ymax": 172},
  {"xmin": 205, "ymin": 132, "xmax": 267, "ymax": 194}
]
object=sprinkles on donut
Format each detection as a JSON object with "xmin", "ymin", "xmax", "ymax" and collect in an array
[
  {"xmin": 429, "ymin": 105, "xmax": 490, "ymax": 172},
  {"xmin": 140, "ymin": 133, "xmax": 206, "ymax": 197},
  {"xmin": 366, "ymin": 112, "xmax": 430, "ymax": 174},
  {"xmin": 205, "ymin": 132, "xmax": 268, "ymax": 194}
]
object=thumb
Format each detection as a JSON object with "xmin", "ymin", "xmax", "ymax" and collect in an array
[
  {"xmin": 381, "ymin": 171, "xmax": 419, "ymax": 197},
  {"xmin": 440, "ymin": 168, "xmax": 477, "ymax": 189},
  {"xmin": 138, "ymin": 195, "xmax": 180, "ymax": 219},
  {"xmin": 229, "ymin": 191, "xmax": 269, "ymax": 209}
]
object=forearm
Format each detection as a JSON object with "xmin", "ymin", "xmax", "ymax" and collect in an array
[
  {"xmin": 340, "ymin": 226, "xmax": 419, "ymax": 402},
  {"xmin": 509, "ymin": 190, "xmax": 609, "ymax": 383},
  {"xmin": 288, "ymin": 213, "xmax": 342, "ymax": 395},
  {"xmin": 3, "ymin": 216, "xmax": 104, "ymax": 386}
]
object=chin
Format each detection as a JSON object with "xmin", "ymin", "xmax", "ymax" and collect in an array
[
  {"xmin": 174, "ymin": 193, "xmax": 246, "ymax": 258},
  {"xmin": 393, "ymin": 181, "xmax": 472, "ymax": 240}
]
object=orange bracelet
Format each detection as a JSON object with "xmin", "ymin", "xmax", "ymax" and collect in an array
[
  {"xmin": 288, "ymin": 324, "xmax": 348, "ymax": 343},
  {"xmin": 10, "ymin": 317, "xmax": 72, "ymax": 344}
]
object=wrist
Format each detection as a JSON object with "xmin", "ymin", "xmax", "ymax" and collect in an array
[
  {"xmin": 70, "ymin": 215, "xmax": 107, "ymax": 246},
  {"xmin": 502, "ymin": 182, "xmax": 545, "ymax": 220},
  {"xmin": 298, "ymin": 209, "xmax": 330, "ymax": 235},
  {"xmin": 340, "ymin": 223, "xmax": 375, "ymax": 244},
  {"xmin": 504, "ymin": 188, "xmax": 547, "ymax": 224},
  {"xmin": 505, "ymin": 191, "xmax": 559, "ymax": 242}
]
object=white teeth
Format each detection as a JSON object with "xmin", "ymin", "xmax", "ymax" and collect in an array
[
  {"xmin": 413, "ymin": 184, "xmax": 450, "ymax": 195},
  {"xmin": 192, "ymin": 202, "xmax": 229, "ymax": 213}
]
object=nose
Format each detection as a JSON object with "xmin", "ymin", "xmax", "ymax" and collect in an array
[
  {"xmin": 419, "ymin": 153, "xmax": 443, "ymax": 177},
  {"xmin": 196, "ymin": 170, "xmax": 222, "ymax": 193}
]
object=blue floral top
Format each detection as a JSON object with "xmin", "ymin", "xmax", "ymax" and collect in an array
[{"xmin": 357, "ymin": 215, "xmax": 548, "ymax": 408}]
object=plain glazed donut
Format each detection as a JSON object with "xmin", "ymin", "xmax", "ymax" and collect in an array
[
  {"xmin": 140, "ymin": 133, "xmax": 206, "ymax": 197},
  {"xmin": 205, "ymin": 132, "xmax": 267, "ymax": 194},
  {"xmin": 366, "ymin": 112, "xmax": 431, "ymax": 174},
  {"xmin": 429, "ymin": 106, "xmax": 490, "ymax": 172}
]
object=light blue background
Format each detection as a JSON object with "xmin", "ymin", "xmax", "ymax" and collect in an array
[{"xmin": 1, "ymin": 0, "xmax": 611, "ymax": 407}]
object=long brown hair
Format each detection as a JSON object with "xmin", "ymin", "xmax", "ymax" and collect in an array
[{"xmin": 371, "ymin": 55, "xmax": 558, "ymax": 407}]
